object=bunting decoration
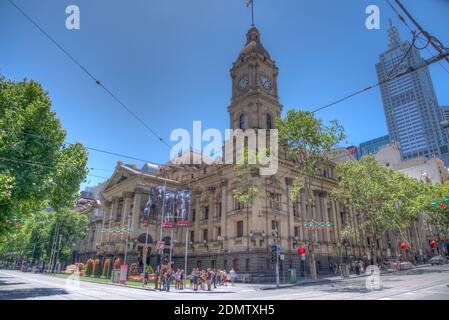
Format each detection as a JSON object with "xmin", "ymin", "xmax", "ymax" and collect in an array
[{"xmin": 303, "ymin": 221, "xmax": 334, "ymax": 232}]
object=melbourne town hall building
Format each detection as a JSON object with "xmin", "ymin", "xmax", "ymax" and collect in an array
[{"xmin": 74, "ymin": 25, "xmax": 430, "ymax": 282}]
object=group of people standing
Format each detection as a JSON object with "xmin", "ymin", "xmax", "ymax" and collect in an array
[
  {"xmin": 189, "ymin": 268, "xmax": 237, "ymax": 291},
  {"xmin": 151, "ymin": 266, "xmax": 238, "ymax": 292},
  {"xmin": 153, "ymin": 268, "xmax": 185, "ymax": 291}
]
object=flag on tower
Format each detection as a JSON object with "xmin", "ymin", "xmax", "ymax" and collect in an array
[{"xmin": 246, "ymin": 0, "xmax": 253, "ymax": 7}]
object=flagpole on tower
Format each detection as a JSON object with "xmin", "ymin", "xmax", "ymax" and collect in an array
[{"xmin": 247, "ymin": 0, "xmax": 255, "ymax": 26}]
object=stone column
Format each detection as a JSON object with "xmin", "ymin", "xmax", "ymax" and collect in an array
[
  {"xmin": 220, "ymin": 179, "xmax": 228, "ymax": 251},
  {"xmin": 323, "ymin": 193, "xmax": 330, "ymax": 243},
  {"xmin": 101, "ymin": 201, "xmax": 112, "ymax": 243},
  {"xmin": 299, "ymin": 191, "xmax": 306, "ymax": 242},
  {"xmin": 121, "ymin": 192, "xmax": 134, "ymax": 229},
  {"xmin": 285, "ymin": 177, "xmax": 294, "ymax": 251},
  {"xmin": 111, "ymin": 197, "xmax": 120, "ymax": 222},
  {"xmin": 132, "ymin": 189, "xmax": 144, "ymax": 236},
  {"xmin": 207, "ymin": 186, "xmax": 215, "ymax": 242}
]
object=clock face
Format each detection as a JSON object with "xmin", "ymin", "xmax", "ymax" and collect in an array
[
  {"xmin": 238, "ymin": 76, "xmax": 249, "ymax": 91},
  {"xmin": 260, "ymin": 74, "xmax": 272, "ymax": 91}
]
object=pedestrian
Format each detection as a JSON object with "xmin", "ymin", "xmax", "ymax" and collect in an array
[
  {"xmin": 229, "ymin": 268, "xmax": 237, "ymax": 286},
  {"xmin": 359, "ymin": 260, "xmax": 365, "ymax": 274},
  {"xmin": 165, "ymin": 269, "xmax": 172, "ymax": 291},
  {"xmin": 212, "ymin": 268, "xmax": 217, "ymax": 289},
  {"xmin": 175, "ymin": 269, "xmax": 180, "ymax": 290},
  {"xmin": 355, "ymin": 261, "xmax": 360, "ymax": 275},
  {"xmin": 193, "ymin": 268, "xmax": 199, "ymax": 291},
  {"xmin": 206, "ymin": 268, "xmax": 212, "ymax": 291},
  {"xmin": 179, "ymin": 269, "xmax": 184, "ymax": 290},
  {"xmin": 216, "ymin": 269, "xmax": 221, "ymax": 286},
  {"xmin": 222, "ymin": 270, "xmax": 228, "ymax": 286}
]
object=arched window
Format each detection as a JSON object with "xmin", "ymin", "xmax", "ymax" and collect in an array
[
  {"xmin": 239, "ymin": 114, "xmax": 246, "ymax": 129},
  {"xmin": 266, "ymin": 114, "xmax": 272, "ymax": 129}
]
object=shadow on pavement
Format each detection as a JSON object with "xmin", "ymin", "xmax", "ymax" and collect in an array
[
  {"xmin": 0, "ymin": 280, "xmax": 25, "ymax": 286},
  {"xmin": 0, "ymin": 288, "xmax": 68, "ymax": 300}
]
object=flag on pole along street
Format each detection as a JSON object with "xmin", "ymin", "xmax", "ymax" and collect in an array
[{"xmin": 175, "ymin": 189, "xmax": 190, "ymax": 227}]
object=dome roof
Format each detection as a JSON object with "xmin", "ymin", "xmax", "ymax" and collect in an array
[{"xmin": 238, "ymin": 26, "xmax": 271, "ymax": 60}]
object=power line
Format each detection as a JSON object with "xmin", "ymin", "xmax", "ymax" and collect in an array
[
  {"xmin": 7, "ymin": 0, "xmax": 171, "ymax": 149},
  {"xmin": 385, "ymin": 0, "xmax": 449, "ymax": 76},
  {"xmin": 0, "ymin": 156, "xmax": 108, "ymax": 180},
  {"xmin": 0, "ymin": 128, "xmax": 161, "ymax": 166},
  {"xmin": 311, "ymin": 41, "xmax": 448, "ymax": 114}
]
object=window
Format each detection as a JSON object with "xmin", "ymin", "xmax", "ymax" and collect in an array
[
  {"xmin": 269, "ymin": 192, "xmax": 281, "ymax": 210},
  {"xmin": 190, "ymin": 230, "xmax": 195, "ymax": 242},
  {"xmin": 239, "ymin": 114, "xmax": 246, "ymax": 129},
  {"xmin": 217, "ymin": 203, "xmax": 222, "ymax": 217},
  {"xmin": 234, "ymin": 199, "xmax": 246, "ymax": 210},
  {"xmin": 233, "ymin": 258, "xmax": 241, "ymax": 271},
  {"xmin": 271, "ymin": 220, "xmax": 279, "ymax": 231},
  {"xmin": 202, "ymin": 206, "xmax": 209, "ymax": 220},
  {"xmin": 237, "ymin": 220, "xmax": 244, "ymax": 238},
  {"xmin": 294, "ymin": 226, "xmax": 299, "ymax": 238},
  {"xmin": 203, "ymin": 229, "xmax": 208, "ymax": 242},
  {"xmin": 266, "ymin": 114, "xmax": 272, "ymax": 129},
  {"xmin": 245, "ymin": 259, "xmax": 250, "ymax": 271},
  {"xmin": 293, "ymin": 203, "xmax": 299, "ymax": 217},
  {"xmin": 217, "ymin": 227, "xmax": 222, "ymax": 237},
  {"xmin": 191, "ymin": 209, "xmax": 196, "ymax": 222}
]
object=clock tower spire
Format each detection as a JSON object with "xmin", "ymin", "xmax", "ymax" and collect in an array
[{"xmin": 228, "ymin": 26, "xmax": 282, "ymax": 130}]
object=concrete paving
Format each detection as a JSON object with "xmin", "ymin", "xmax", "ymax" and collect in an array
[{"xmin": 0, "ymin": 265, "xmax": 448, "ymax": 300}]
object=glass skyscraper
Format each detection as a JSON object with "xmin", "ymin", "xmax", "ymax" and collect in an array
[
  {"xmin": 376, "ymin": 20, "xmax": 449, "ymax": 165},
  {"xmin": 356, "ymin": 135, "xmax": 391, "ymax": 160}
]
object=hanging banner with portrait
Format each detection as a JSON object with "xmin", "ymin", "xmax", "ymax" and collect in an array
[
  {"xmin": 163, "ymin": 191, "xmax": 176, "ymax": 228},
  {"xmin": 175, "ymin": 189, "xmax": 190, "ymax": 227}
]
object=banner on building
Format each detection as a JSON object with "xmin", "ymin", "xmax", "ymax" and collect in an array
[
  {"xmin": 175, "ymin": 189, "xmax": 190, "ymax": 227},
  {"xmin": 142, "ymin": 185, "xmax": 190, "ymax": 228},
  {"xmin": 163, "ymin": 191, "xmax": 176, "ymax": 228}
]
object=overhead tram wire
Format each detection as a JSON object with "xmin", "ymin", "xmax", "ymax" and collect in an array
[
  {"xmin": 384, "ymin": 0, "xmax": 449, "ymax": 76},
  {"xmin": 311, "ymin": 37, "xmax": 448, "ymax": 114},
  {"xmin": 7, "ymin": 0, "xmax": 171, "ymax": 150},
  {"xmin": 0, "ymin": 128, "xmax": 163, "ymax": 167},
  {"xmin": 0, "ymin": 156, "xmax": 109, "ymax": 180}
]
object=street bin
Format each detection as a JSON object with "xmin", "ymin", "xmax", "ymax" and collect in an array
[
  {"xmin": 111, "ymin": 269, "xmax": 120, "ymax": 283},
  {"xmin": 288, "ymin": 268, "xmax": 297, "ymax": 284}
]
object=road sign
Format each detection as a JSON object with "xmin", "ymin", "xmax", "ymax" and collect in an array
[
  {"xmin": 279, "ymin": 254, "xmax": 285, "ymax": 261},
  {"xmin": 156, "ymin": 241, "xmax": 165, "ymax": 250}
]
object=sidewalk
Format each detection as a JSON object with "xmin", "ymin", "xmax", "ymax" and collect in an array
[{"xmin": 259, "ymin": 263, "xmax": 433, "ymax": 290}]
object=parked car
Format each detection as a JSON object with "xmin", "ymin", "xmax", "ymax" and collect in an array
[{"xmin": 430, "ymin": 255, "xmax": 448, "ymax": 265}]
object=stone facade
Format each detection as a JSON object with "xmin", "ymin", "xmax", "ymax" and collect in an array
[{"xmin": 76, "ymin": 26, "xmax": 433, "ymax": 282}]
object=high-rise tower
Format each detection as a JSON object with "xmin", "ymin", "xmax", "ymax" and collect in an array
[{"xmin": 376, "ymin": 20, "xmax": 449, "ymax": 165}]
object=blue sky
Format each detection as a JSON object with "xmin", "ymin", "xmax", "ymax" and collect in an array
[{"xmin": 1, "ymin": 0, "xmax": 448, "ymax": 190}]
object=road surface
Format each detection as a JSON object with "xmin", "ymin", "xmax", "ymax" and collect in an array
[{"xmin": 1, "ymin": 265, "xmax": 448, "ymax": 300}]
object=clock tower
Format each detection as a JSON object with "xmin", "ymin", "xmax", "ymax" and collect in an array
[{"xmin": 228, "ymin": 26, "xmax": 282, "ymax": 130}]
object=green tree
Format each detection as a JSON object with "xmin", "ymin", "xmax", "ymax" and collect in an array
[
  {"xmin": 331, "ymin": 156, "xmax": 427, "ymax": 263},
  {"xmin": 232, "ymin": 110, "xmax": 345, "ymax": 280},
  {"xmin": 276, "ymin": 110, "xmax": 345, "ymax": 279},
  {"xmin": 0, "ymin": 75, "xmax": 88, "ymax": 238},
  {"xmin": 0, "ymin": 208, "xmax": 88, "ymax": 265}
]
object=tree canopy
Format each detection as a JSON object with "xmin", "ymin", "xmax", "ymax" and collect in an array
[{"xmin": 0, "ymin": 75, "xmax": 88, "ymax": 238}]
